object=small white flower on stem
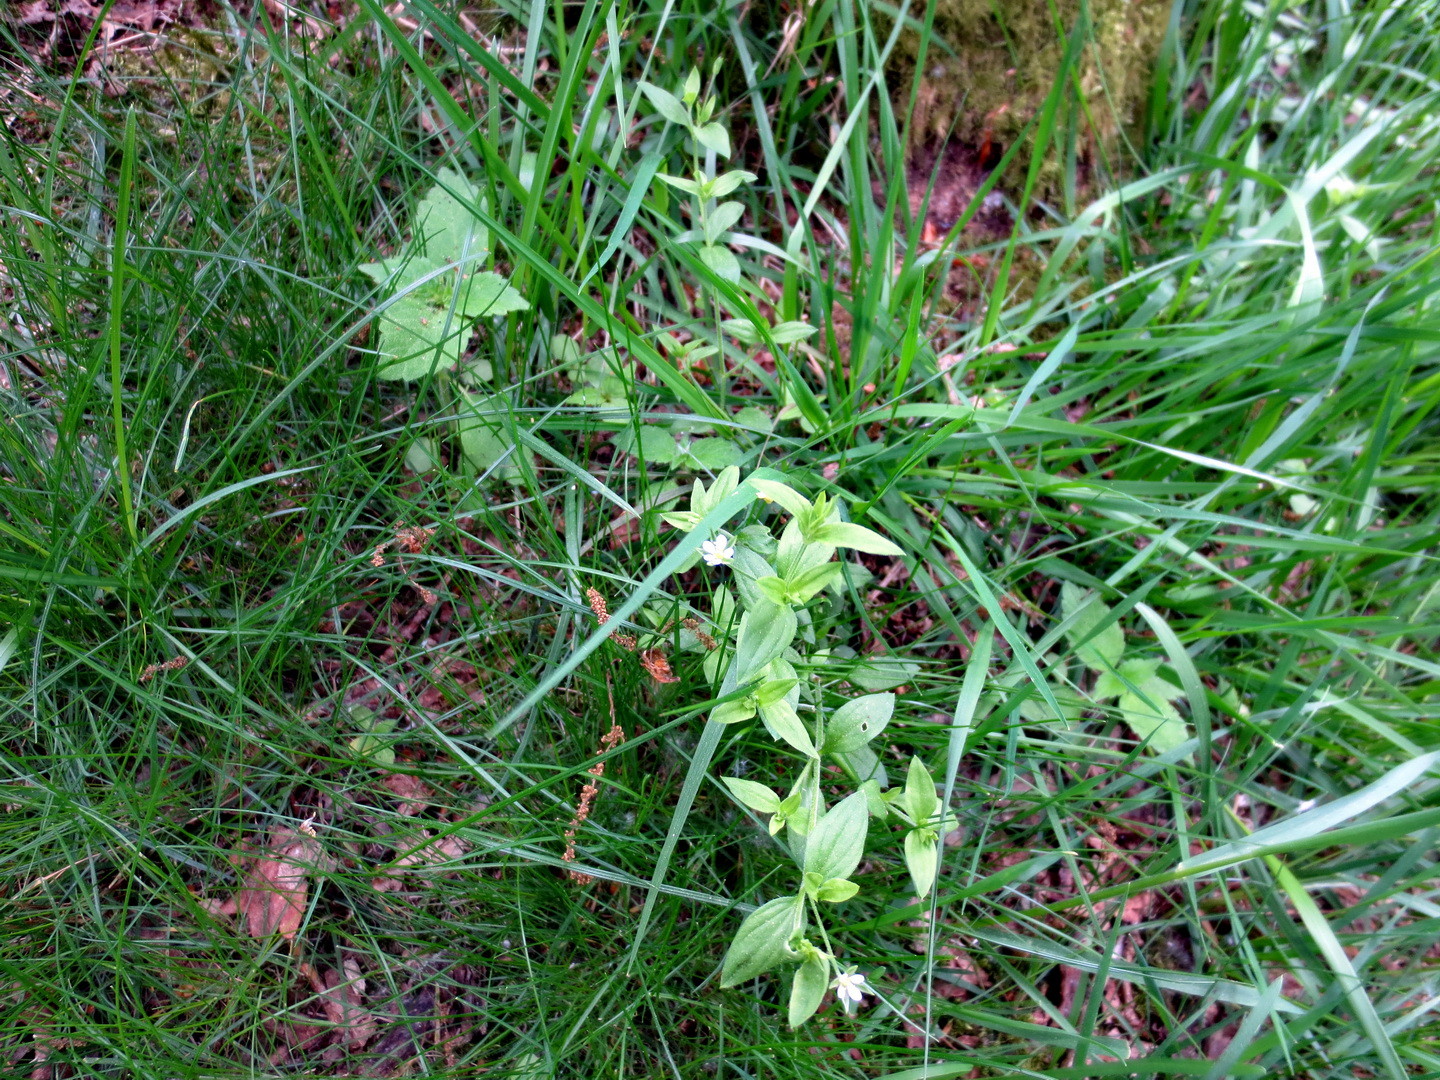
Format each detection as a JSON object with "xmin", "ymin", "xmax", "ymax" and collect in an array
[
  {"xmin": 699, "ymin": 534, "xmax": 736, "ymax": 567},
  {"xmin": 830, "ymin": 966, "xmax": 869, "ymax": 1013}
]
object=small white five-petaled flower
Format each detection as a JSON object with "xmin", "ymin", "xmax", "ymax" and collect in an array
[
  {"xmin": 830, "ymin": 967, "xmax": 868, "ymax": 1013},
  {"xmin": 699, "ymin": 534, "xmax": 736, "ymax": 567}
]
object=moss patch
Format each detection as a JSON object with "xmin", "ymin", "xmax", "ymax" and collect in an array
[{"xmin": 884, "ymin": 0, "xmax": 1170, "ymax": 188}]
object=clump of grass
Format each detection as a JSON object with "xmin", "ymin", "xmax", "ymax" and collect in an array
[{"xmin": 1, "ymin": 0, "xmax": 1438, "ymax": 1077}]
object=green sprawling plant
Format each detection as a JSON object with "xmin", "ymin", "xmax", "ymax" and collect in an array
[
  {"xmin": 3, "ymin": 0, "xmax": 1439, "ymax": 1076},
  {"xmin": 657, "ymin": 466, "xmax": 953, "ymax": 1026}
]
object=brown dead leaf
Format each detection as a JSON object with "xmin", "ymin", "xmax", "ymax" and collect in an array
[
  {"xmin": 371, "ymin": 830, "xmax": 469, "ymax": 892},
  {"xmin": 236, "ymin": 827, "xmax": 324, "ymax": 939},
  {"xmin": 305, "ymin": 958, "xmax": 377, "ymax": 1050},
  {"xmin": 381, "ymin": 771, "xmax": 434, "ymax": 817}
]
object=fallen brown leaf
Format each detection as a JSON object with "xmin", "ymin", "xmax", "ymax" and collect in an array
[
  {"xmin": 381, "ymin": 771, "xmax": 434, "ymax": 816},
  {"xmin": 235, "ymin": 826, "xmax": 324, "ymax": 939},
  {"xmin": 305, "ymin": 958, "xmax": 377, "ymax": 1050}
]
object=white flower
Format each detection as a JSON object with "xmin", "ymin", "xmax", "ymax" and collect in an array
[
  {"xmin": 699, "ymin": 534, "xmax": 736, "ymax": 567},
  {"xmin": 830, "ymin": 966, "xmax": 868, "ymax": 1013}
]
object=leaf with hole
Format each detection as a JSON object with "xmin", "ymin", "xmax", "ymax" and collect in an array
[{"xmin": 823, "ymin": 693, "xmax": 895, "ymax": 754}]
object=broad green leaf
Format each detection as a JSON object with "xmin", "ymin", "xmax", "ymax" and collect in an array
[
  {"xmin": 694, "ymin": 122, "xmax": 732, "ymax": 159},
  {"xmin": 788, "ymin": 952, "xmax": 829, "ymax": 1028},
  {"xmin": 683, "ymin": 437, "xmax": 743, "ymax": 470},
  {"xmin": 756, "ymin": 576, "xmax": 791, "ymax": 606},
  {"xmin": 549, "ymin": 333, "xmax": 581, "ymax": 367},
  {"xmin": 637, "ymin": 81, "xmax": 690, "ymax": 126},
  {"xmin": 754, "ymin": 678, "xmax": 798, "ymax": 707},
  {"xmin": 733, "ymin": 405, "xmax": 773, "ymax": 432},
  {"xmin": 904, "ymin": 756, "xmax": 938, "ymax": 825},
  {"xmin": 659, "ymin": 510, "xmax": 702, "ymax": 533},
  {"xmin": 404, "ymin": 437, "xmax": 440, "ymax": 473},
  {"xmin": 721, "ymin": 895, "xmax": 803, "ymax": 986},
  {"xmin": 733, "ymin": 601, "xmax": 797, "ymax": 683},
  {"xmin": 728, "ymin": 545, "xmax": 776, "ymax": 612},
  {"xmin": 809, "ymin": 521, "xmax": 904, "ymax": 556},
  {"xmin": 1119, "ymin": 691, "xmax": 1189, "ymax": 755},
  {"xmin": 1095, "ymin": 658, "xmax": 1183, "ymax": 703},
  {"xmin": 721, "ymin": 776, "xmax": 780, "ymax": 814},
  {"xmin": 457, "ymin": 395, "xmax": 519, "ymax": 482},
  {"xmin": 775, "ymin": 519, "xmax": 834, "ymax": 583},
  {"xmin": 833, "ymin": 741, "xmax": 888, "ymax": 790},
  {"xmin": 415, "ymin": 167, "xmax": 488, "ymax": 262},
  {"xmin": 823, "ymin": 693, "xmax": 895, "ymax": 755},
  {"xmin": 707, "ymin": 200, "xmax": 745, "ymax": 242},
  {"xmin": 698, "ymin": 244, "xmax": 741, "ymax": 283},
  {"xmin": 1061, "ymin": 582, "xmax": 1125, "ymax": 671},
  {"xmin": 456, "ymin": 271, "xmax": 529, "ymax": 319},
  {"xmin": 612, "ymin": 425, "xmax": 678, "ymax": 464},
  {"xmin": 681, "ymin": 67, "xmax": 701, "ymax": 105},
  {"xmin": 709, "ymin": 170, "xmax": 757, "ymax": 199},
  {"xmin": 803, "ymin": 790, "xmax": 869, "ymax": 882},
  {"xmin": 859, "ymin": 778, "xmax": 889, "ymax": 819},
  {"xmin": 783, "ymin": 562, "xmax": 843, "ymax": 603},
  {"xmin": 711, "ymin": 698, "xmax": 757, "ymax": 725},
  {"xmin": 904, "ymin": 829, "xmax": 939, "ymax": 899},
  {"xmin": 371, "ymin": 268, "xmax": 527, "ymax": 381},
  {"xmin": 704, "ymin": 465, "xmax": 742, "ymax": 509},
  {"xmin": 815, "ymin": 877, "xmax": 859, "ymax": 903}
]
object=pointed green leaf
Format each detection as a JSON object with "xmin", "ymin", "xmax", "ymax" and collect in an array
[
  {"xmin": 711, "ymin": 698, "xmax": 757, "ymax": 726},
  {"xmin": 758, "ymin": 698, "xmax": 816, "ymax": 757},
  {"xmin": 707, "ymin": 200, "xmax": 745, "ymax": 242},
  {"xmin": 788, "ymin": 952, "xmax": 829, "ymax": 1028},
  {"xmin": 637, "ymin": 81, "xmax": 690, "ymax": 127},
  {"xmin": 784, "ymin": 562, "xmax": 843, "ymax": 603},
  {"xmin": 721, "ymin": 895, "xmax": 803, "ymax": 986},
  {"xmin": 708, "ymin": 170, "xmax": 757, "ymax": 199},
  {"xmin": 733, "ymin": 601, "xmax": 797, "ymax": 683},
  {"xmin": 804, "ymin": 790, "xmax": 869, "ymax": 882},
  {"xmin": 904, "ymin": 829, "xmax": 940, "ymax": 900},
  {"xmin": 695, "ymin": 122, "xmax": 731, "ymax": 158},
  {"xmin": 749, "ymin": 478, "xmax": 813, "ymax": 518},
  {"xmin": 809, "ymin": 521, "xmax": 904, "ymax": 556},
  {"xmin": 721, "ymin": 776, "xmax": 781, "ymax": 815},
  {"xmin": 904, "ymin": 756, "xmax": 938, "ymax": 825},
  {"xmin": 769, "ymin": 320, "xmax": 818, "ymax": 344},
  {"xmin": 698, "ymin": 244, "xmax": 741, "ymax": 283}
]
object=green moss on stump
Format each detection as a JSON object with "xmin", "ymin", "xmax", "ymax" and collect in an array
[{"xmin": 886, "ymin": 0, "xmax": 1169, "ymax": 182}]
